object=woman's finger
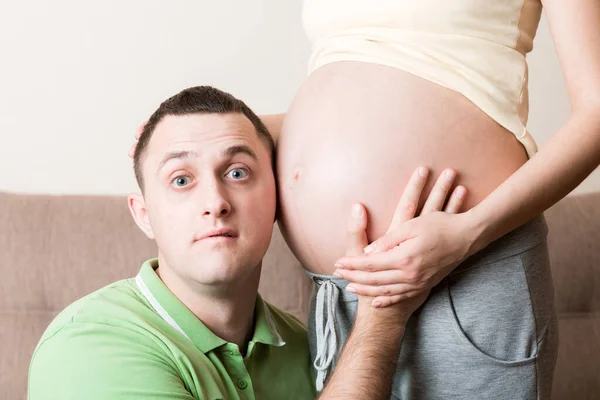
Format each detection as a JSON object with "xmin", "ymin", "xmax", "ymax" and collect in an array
[
  {"xmin": 345, "ymin": 203, "xmax": 369, "ymax": 257},
  {"xmin": 386, "ymin": 166, "xmax": 429, "ymax": 234},
  {"xmin": 345, "ymin": 282, "xmax": 415, "ymax": 297},
  {"xmin": 338, "ymin": 238, "xmax": 418, "ymax": 271},
  {"xmin": 444, "ymin": 185, "xmax": 467, "ymax": 213},
  {"xmin": 421, "ymin": 168, "xmax": 457, "ymax": 215},
  {"xmin": 361, "ymin": 220, "xmax": 414, "ymax": 255},
  {"xmin": 335, "ymin": 267, "xmax": 417, "ymax": 286}
]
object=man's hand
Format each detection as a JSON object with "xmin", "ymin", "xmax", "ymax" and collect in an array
[
  {"xmin": 344, "ymin": 201, "xmax": 430, "ymax": 325},
  {"xmin": 128, "ymin": 122, "xmax": 146, "ymax": 158},
  {"xmin": 318, "ymin": 168, "xmax": 462, "ymax": 400},
  {"xmin": 335, "ymin": 166, "xmax": 467, "ymax": 307}
]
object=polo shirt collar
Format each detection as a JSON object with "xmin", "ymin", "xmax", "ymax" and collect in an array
[
  {"xmin": 136, "ymin": 259, "xmax": 285, "ymax": 354},
  {"xmin": 250, "ymin": 293, "xmax": 286, "ymax": 347}
]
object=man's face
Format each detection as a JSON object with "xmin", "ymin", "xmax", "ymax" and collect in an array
[{"xmin": 138, "ymin": 112, "xmax": 276, "ymax": 286}]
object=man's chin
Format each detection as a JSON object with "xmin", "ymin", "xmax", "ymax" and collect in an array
[
  {"xmin": 191, "ymin": 257, "xmax": 255, "ymax": 284},
  {"xmin": 194, "ymin": 271, "xmax": 256, "ymax": 294}
]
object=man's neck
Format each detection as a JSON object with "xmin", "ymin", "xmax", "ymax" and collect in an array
[{"xmin": 155, "ymin": 255, "xmax": 261, "ymax": 353}]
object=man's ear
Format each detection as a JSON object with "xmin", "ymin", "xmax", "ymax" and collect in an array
[{"xmin": 128, "ymin": 193, "xmax": 155, "ymax": 240}]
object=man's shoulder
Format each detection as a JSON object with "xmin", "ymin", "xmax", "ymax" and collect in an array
[
  {"xmin": 28, "ymin": 278, "xmax": 202, "ymax": 400},
  {"xmin": 262, "ymin": 300, "xmax": 308, "ymax": 341},
  {"xmin": 36, "ymin": 277, "xmax": 147, "ymax": 345}
]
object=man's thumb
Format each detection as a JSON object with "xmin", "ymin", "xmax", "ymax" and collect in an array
[{"xmin": 345, "ymin": 203, "xmax": 368, "ymax": 256}]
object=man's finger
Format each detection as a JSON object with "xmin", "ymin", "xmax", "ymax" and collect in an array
[
  {"xmin": 345, "ymin": 203, "xmax": 368, "ymax": 257},
  {"xmin": 444, "ymin": 186, "xmax": 467, "ymax": 213},
  {"xmin": 421, "ymin": 168, "xmax": 456, "ymax": 215},
  {"xmin": 135, "ymin": 121, "xmax": 148, "ymax": 140},
  {"xmin": 371, "ymin": 290, "xmax": 431, "ymax": 308},
  {"xmin": 386, "ymin": 166, "xmax": 429, "ymax": 234},
  {"xmin": 128, "ymin": 143, "xmax": 137, "ymax": 159}
]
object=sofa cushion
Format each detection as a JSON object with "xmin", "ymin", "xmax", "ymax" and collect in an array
[{"xmin": 0, "ymin": 191, "xmax": 311, "ymax": 400}]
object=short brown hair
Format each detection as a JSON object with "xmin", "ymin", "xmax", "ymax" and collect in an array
[{"xmin": 133, "ymin": 86, "xmax": 275, "ymax": 191}]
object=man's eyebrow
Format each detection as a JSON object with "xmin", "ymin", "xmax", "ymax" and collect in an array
[
  {"xmin": 222, "ymin": 145, "xmax": 258, "ymax": 161},
  {"xmin": 157, "ymin": 150, "xmax": 197, "ymax": 174}
]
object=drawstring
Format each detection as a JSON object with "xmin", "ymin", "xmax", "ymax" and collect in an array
[{"xmin": 313, "ymin": 279, "xmax": 340, "ymax": 391}]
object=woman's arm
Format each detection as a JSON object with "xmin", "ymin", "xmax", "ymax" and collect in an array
[
  {"xmin": 260, "ymin": 113, "xmax": 286, "ymax": 145},
  {"xmin": 469, "ymin": 0, "xmax": 600, "ymax": 250}
]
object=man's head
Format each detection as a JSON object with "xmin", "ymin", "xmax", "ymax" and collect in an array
[
  {"xmin": 128, "ymin": 86, "xmax": 277, "ymax": 291},
  {"xmin": 133, "ymin": 86, "xmax": 275, "ymax": 191}
]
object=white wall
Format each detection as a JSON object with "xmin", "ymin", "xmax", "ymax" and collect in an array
[
  {"xmin": 0, "ymin": 0, "xmax": 310, "ymax": 195},
  {"xmin": 0, "ymin": 2, "xmax": 598, "ymax": 195},
  {"xmin": 527, "ymin": 14, "xmax": 600, "ymax": 194}
]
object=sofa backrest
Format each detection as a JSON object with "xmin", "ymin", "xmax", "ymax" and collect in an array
[
  {"xmin": 0, "ymin": 191, "xmax": 598, "ymax": 399},
  {"xmin": 544, "ymin": 193, "xmax": 600, "ymax": 399}
]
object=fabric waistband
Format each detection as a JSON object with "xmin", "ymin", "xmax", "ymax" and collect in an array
[
  {"xmin": 450, "ymin": 213, "xmax": 548, "ymax": 275},
  {"xmin": 304, "ymin": 214, "xmax": 548, "ymax": 390}
]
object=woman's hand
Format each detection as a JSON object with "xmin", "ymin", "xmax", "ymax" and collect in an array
[
  {"xmin": 335, "ymin": 167, "xmax": 473, "ymax": 307},
  {"xmin": 343, "ymin": 199, "xmax": 433, "ymax": 323}
]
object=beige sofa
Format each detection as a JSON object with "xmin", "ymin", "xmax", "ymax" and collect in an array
[{"xmin": 1, "ymin": 191, "xmax": 599, "ymax": 399}]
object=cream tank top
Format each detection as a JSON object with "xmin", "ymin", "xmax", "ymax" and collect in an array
[{"xmin": 303, "ymin": 0, "xmax": 543, "ymax": 157}]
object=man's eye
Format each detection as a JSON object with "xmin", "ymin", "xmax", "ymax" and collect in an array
[
  {"xmin": 172, "ymin": 176, "xmax": 191, "ymax": 187},
  {"xmin": 227, "ymin": 168, "xmax": 248, "ymax": 180}
]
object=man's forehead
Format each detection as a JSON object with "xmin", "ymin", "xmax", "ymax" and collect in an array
[
  {"xmin": 148, "ymin": 113, "xmax": 261, "ymax": 155},
  {"xmin": 155, "ymin": 113, "xmax": 256, "ymax": 142},
  {"xmin": 143, "ymin": 113, "xmax": 268, "ymax": 173}
]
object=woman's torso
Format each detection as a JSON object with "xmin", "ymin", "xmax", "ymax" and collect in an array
[{"xmin": 277, "ymin": 0, "xmax": 542, "ymax": 274}]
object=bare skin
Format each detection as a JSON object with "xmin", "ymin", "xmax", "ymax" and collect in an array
[
  {"xmin": 264, "ymin": 0, "xmax": 600, "ymax": 305},
  {"xmin": 131, "ymin": 0, "xmax": 600, "ymax": 305},
  {"xmin": 275, "ymin": 61, "xmax": 527, "ymax": 275},
  {"xmin": 320, "ymin": 163, "xmax": 466, "ymax": 399},
  {"xmin": 128, "ymin": 123, "xmax": 467, "ymax": 397}
]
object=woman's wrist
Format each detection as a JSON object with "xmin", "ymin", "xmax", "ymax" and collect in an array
[{"xmin": 463, "ymin": 206, "xmax": 495, "ymax": 258}]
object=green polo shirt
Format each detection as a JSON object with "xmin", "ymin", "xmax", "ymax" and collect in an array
[{"xmin": 28, "ymin": 259, "xmax": 316, "ymax": 400}]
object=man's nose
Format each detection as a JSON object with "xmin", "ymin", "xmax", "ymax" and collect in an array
[{"xmin": 202, "ymin": 183, "xmax": 231, "ymax": 218}]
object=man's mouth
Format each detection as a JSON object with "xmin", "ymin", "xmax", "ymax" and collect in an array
[{"xmin": 195, "ymin": 228, "xmax": 239, "ymax": 241}]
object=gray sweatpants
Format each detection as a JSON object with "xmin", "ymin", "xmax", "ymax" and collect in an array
[{"xmin": 307, "ymin": 214, "xmax": 558, "ymax": 399}]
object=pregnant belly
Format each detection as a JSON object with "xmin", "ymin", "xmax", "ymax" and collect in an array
[{"xmin": 277, "ymin": 61, "xmax": 528, "ymax": 274}]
